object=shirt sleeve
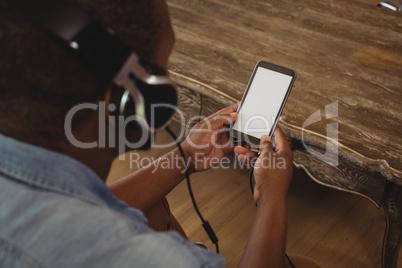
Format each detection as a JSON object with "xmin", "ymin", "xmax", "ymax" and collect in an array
[
  {"xmin": 87, "ymin": 231, "xmax": 225, "ymax": 268},
  {"xmin": 58, "ymin": 201, "xmax": 225, "ymax": 268}
]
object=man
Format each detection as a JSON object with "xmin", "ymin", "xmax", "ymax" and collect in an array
[{"xmin": 0, "ymin": 0, "xmax": 296, "ymax": 267}]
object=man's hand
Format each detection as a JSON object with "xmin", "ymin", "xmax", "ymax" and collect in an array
[
  {"xmin": 237, "ymin": 127, "xmax": 293, "ymax": 268},
  {"xmin": 181, "ymin": 103, "xmax": 239, "ymax": 172},
  {"xmin": 253, "ymin": 128, "xmax": 293, "ymax": 204},
  {"xmin": 235, "ymin": 127, "xmax": 293, "ymax": 203}
]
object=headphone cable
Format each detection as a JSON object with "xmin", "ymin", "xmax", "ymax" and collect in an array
[{"xmin": 165, "ymin": 126, "xmax": 219, "ymax": 254}]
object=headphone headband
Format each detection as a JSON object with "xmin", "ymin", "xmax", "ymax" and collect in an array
[{"xmin": 6, "ymin": 0, "xmax": 131, "ymax": 81}]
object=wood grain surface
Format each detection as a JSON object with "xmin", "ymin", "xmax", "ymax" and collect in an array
[{"xmin": 166, "ymin": 0, "xmax": 402, "ymax": 182}]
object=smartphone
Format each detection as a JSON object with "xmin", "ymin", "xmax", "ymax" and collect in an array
[{"xmin": 230, "ymin": 61, "xmax": 296, "ymax": 148}]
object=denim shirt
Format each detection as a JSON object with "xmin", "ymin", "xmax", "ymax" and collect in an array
[{"xmin": 0, "ymin": 134, "xmax": 224, "ymax": 268}]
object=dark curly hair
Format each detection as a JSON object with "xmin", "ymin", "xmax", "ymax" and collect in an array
[{"xmin": 0, "ymin": 0, "xmax": 174, "ymax": 142}]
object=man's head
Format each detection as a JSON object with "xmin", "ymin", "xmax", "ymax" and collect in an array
[{"xmin": 0, "ymin": 0, "xmax": 175, "ymax": 146}]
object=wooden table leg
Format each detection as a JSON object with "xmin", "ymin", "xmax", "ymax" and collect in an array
[{"xmin": 382, "ymin": 182, "xmax": 402, "ymax": 268}]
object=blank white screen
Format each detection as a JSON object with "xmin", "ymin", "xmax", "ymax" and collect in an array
[{"xmin": 233, "ymin": 67, "xmax": 293, "ymax": 139}]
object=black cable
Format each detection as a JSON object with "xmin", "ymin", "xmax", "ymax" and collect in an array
[
  {"xmin": 166, "ymin": 126, "xmax": 204, "ymax": 221},
  {"xmin": 285, "ymin": 252, "xmax": 296, "ymax": 268},
  {"xmin": 249, "ymin": 167, "xmax": 295, "ymax": 268},
  {"xmin": 165, "ymin": 126, "xmax": 219, "ymax": 254},
  {"xmin": 215, "ymin": 242, "xmax": 219, "ymax": 254}
]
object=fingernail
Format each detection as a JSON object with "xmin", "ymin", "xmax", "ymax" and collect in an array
[
  {"xmin": 261, "ymin": 135, "xmax": 271, "ymax": 142},
  {"xmin": 230, "ymin": 112, "xmax": 237, "ymax": 117}
]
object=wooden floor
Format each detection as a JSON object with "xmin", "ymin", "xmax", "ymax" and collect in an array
[{"xmin": 107, "ymin": 122, "xmax": 401, "ymax": 268}]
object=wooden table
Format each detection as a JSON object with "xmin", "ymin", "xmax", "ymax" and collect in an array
[{"xmin": 166, "ymin": 0, "xmax": 402, "ymax": 267}]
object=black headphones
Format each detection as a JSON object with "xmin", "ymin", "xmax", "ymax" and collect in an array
[{"xmin": 6, "ymin": 0, "xmax": 178, "ymax": 132}]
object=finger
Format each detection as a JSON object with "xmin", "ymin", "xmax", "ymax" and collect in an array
[
  {"xmin": 237, "ymin": 154, "xmax": 248, "ymax": 163},
  {"xmin": 215, "ymin": 131, "xmax": 235, "ymax": 154},
  {"xmin": 234, "ymin": 145, "xmax": 249, "ymax": 154},
  {"xmin": 237, "ymin": 154, "xmax": 252, "ymax": 169},
  {"xmin": 209, "ymin": 113, "xmax": 238, "ymax": 130},
  {"xmin": 259, "ymin": 135, "xmax": 274, "ymax": 155},
  {"xmin": 234, "ymin": 146, "xmax": 257, "ymax": 158},
  {"xmin": 253, "ymin": 187, "xmax": 260, "ymax": 205},
  {"xmin": 207, "ymin": 102, "xmax": 239, "ymax": 120},
  {"xmin": 273, "ymin": 127, "xmax": 291, "ymax": 154},
  {"xmin": 236, "ymin": 152, "xmax": 254, "ymax": 162}
]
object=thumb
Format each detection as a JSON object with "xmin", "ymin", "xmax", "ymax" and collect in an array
[
  {"xmin": 210, "ymin": 112, "xmax": 238, "ymax": 130},
  {"xmin": 259, "ymin": 135, "xmax": 274, "ymax": 156}
]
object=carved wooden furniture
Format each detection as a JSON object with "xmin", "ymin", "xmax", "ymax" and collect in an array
[{"xmin": 166, "ymin": 0, "xmax": 402, "ymax": 267}]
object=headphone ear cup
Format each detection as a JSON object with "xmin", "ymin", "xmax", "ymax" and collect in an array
[
  {"xmin": 109, "ymin": 85, "xmax": 124, "ymax": 116},
  {"xmin": 136, "ymin": 62, "xmax": 177, "ymax": 130}
]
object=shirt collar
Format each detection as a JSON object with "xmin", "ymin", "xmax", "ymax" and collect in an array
[{"xmin": 0, "ymin": 133, "xmax": 124, "ymax": 209}]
